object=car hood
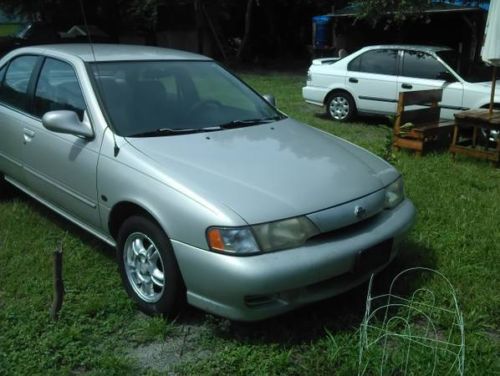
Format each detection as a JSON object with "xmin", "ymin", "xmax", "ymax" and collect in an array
[
  {"xmin": 469, "ymin": 79, "xmax": 500, "ymax": 91},
  {"xmin": 125, "ymin": 118, "xmax": 398, "ymax": 224}
]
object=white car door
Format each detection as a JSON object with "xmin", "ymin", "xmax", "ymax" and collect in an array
[
  {"xmin": 345, "ymin": 48, "xmax": 399, "ymax": 115},
  {"xmin": 22, "ymin": 57, "xmax": 101, "ymax": 229},
  {"xmin": 0, "ymin": 55, "xmax": 40, "ymax": 184},
  {"xmin": 398, "ymin": 50, "xmax": 464, "ymax": 119}
]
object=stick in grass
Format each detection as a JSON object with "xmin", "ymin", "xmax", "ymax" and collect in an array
[{"xmin": 50, "ymin": 241, "xmax": 65, "ymax": 320}]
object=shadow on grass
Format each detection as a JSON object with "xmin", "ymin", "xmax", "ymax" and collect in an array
[
  {"xmin": 0, "ymin": 186, "xmax": 115, "ymax": 260},
  {"xmin": 314, "ymin": 113, "xmax": 393, "ymax": 128},
  {"xmin": 178, "ymin": 239, "xmax": 437, "ymax": 346}
]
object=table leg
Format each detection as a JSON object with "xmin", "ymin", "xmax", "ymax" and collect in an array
[
  {"xmin": 450, "ymin": 124, "xmax": 459, "ymax": 161},
  {"xmin": 472, "ymin": 126, "xmax": 478, "ymax": 148}
]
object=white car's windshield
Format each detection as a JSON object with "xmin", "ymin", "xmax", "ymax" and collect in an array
[
  {"xmin": 437, "ymin": 50, "xmax": 492, "ymax": 83},
  {"xmin": 90, "ymin": 61, "xmax": 283, "ymax": 137}
]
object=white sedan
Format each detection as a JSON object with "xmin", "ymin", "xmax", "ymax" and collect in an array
[{"xmin": 303, "ymin": 45, "xmax": 499, "ymax": 122}]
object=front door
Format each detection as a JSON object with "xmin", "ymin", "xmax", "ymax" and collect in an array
[
  {"xmin": 22, "ymin": 57, "xmax": 101, "ymax": 228},
  {"xmin": 398, "ymin": 50, "xmax": 464, "ymax": 119}
]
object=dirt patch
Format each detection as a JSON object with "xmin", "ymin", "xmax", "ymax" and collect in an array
[
  {"xmin": 486, "ymin": 329, "xmax": 500, "ymax": 343},
  {"xmin": 127, "ymin": 324, "xmax": 213, "ymax": 373}
]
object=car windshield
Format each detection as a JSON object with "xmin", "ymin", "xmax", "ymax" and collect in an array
[
  {"xmin": 437, "ymin": 50, "xmax": 493, "ymax": 83},
  {"xmin": 90, "ymin": 61, "xmax": 283, "ymax": 137}
]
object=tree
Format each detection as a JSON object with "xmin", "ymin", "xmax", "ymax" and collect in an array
[
  {"xmin": 354, "ymin": 0, "xmax": 491, "ymax": 26},
  {"xmin": 354, "ymin": 0, "xmax": 433, "ymax": 25}
]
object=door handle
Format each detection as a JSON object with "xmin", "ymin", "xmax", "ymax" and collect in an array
[
  {"xmin": 23, "ymin": 128, "xmax": 35, "ymax": 144},
  {"xmin": 349, "ymin": 77, "xmax": 358, "ymax": 83},
  {"xmin": 402, "ymin": 83, "xmax": 413, "ymax": 89}
]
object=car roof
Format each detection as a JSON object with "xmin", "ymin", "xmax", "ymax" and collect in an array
[
  {"xmin": 363, "ymin": 44, "xmax": 453, "ymax": 53},
  {"xmin": 10, "ymin": 43, "xmax": 212, "ymax": 62}
]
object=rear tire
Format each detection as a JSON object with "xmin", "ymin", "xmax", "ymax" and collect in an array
[
  {"xmin": 117, "ymin": 215, "xmax": 185, "ymax": 317},
  {"xmin": 326, "ymin": 91, "xmax": 356, "ymax": 121}
]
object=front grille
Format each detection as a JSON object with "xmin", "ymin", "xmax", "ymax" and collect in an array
[{"xmin": 307, "ymin": 213, "xmax": 380, "ymax": 245}]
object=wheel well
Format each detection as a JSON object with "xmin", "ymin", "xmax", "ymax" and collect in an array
[
  {"xmin": 108, "ymin": 202, "xmax": 157, "ymax": 240},
  {"xmin": 324, "ymin": 89, "xmax": 354, "ymax": 106}
]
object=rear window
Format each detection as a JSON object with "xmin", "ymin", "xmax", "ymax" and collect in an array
[{"xmin": 0, "ymin": 55, "xmax": 38, "ymax": 111}]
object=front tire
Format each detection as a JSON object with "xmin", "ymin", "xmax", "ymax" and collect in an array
[
  {"xmin": 117, "ymin": 216, "xmax": 185, "ymax": 316},
  {"xmin": 326, "ymin": 91, "xmax": 356, "ymax": 121}
]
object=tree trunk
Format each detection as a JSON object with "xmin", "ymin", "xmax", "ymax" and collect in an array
[{"xmin": 237, "ymin": 0, "xmax": 255, "ymax": 61}]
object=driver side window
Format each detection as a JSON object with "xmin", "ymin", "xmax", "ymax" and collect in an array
[
  {"xmin": 34, "ymin": 58, "xmax": 86, "ymax": 120},
  {"xmin": 402, "ymin": 51, "xmax": 453, "ymax": 80}
]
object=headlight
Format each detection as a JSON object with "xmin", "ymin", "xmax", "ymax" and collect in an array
[
  {"xmin": 207, "ymin": 227, "xmax": 259, "ymax": 255},
  {"xmin": 252, "ymin": 217, "xmax": 320, "ymax": 252},
  {"xmin": 385, "ymin": 177, "xmax": 404, "ymax": 209},
  {"xmin": 207, "ymin": 216, "xmax": 319, "ymax": 255}
]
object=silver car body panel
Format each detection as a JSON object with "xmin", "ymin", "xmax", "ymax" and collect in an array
[
  {"xmin": 0, "ymin": 107, "xmax": 27, "ymax": 181},
  {"xmin": 173, "ymin": 199, "xmax": 415, "ymax": 321},
  {"xmin": 125, "ymin": 118, "xmax": 399, "ymax": 225},
  {"xmin": 0, "ymin": 45, "xmax": 416, "ymax": 320}
]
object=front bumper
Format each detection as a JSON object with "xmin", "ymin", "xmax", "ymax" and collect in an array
[{"xmin": 172, "ymin": 199, "xmax": 416, "ymax": 321}]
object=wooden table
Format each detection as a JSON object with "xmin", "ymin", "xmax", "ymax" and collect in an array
[{"xmin": 450, "ymin": 109, "xmax": 500, "ymax": 165}]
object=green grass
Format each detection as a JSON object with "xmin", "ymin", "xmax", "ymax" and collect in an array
[
  {"xmin": 1, "ymin": 72, "xmax": 499, "ymax": 375},
  {"xmin": 0, "ymin": 24, "xmax": 22, "ymax": 37}
]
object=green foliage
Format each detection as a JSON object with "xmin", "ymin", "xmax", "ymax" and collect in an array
[
  {"xmin": 353, "ymin": 0, "xmax": 434, "ymax": 25},
  {"xmin": 353, "ymin": 0, "xmax": 491, "ymax": 26}
]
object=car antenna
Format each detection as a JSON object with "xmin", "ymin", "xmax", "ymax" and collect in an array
[{"xmin": 78, "ymin": 0, "xmax": 120, "ymax": 157}]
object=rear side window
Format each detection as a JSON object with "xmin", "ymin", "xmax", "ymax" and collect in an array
[
  {"xmin": 0, "ymin": 55, "xmax": 38, "ymax": 111},
  {"xmin": 0, "ymin": 65, "xmax": 6, "ymax": 83},
  {"xmin": 348, "ymin": 49, "xmax": 399, "ymax": 76},
  {"xmin": 402, "ymin": 51, "xmax": 450, "ymax": 80},
  {"xmin": 34, "ymin": 58, "xmax": 86, "ymax": 120}
]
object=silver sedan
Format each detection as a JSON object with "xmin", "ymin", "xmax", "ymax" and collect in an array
[{"xmin": 0, "ymin": 44, "xmax": 415, "ymax": 321}]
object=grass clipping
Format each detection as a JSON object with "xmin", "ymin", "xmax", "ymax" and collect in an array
[{"xmin": 358, "ymin": 267, "xmax": 465, "ymax": 375}]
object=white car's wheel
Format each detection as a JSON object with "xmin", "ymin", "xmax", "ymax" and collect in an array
[
  {"xmin": 326, "ymin": 92, "xmax": 356, "ymax": 121},
  {"xmin": 117, "ymin": 216, "xmax": 185, "ymax": 316}
]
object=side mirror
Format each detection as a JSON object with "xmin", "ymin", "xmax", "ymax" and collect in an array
[
  {"xmin": 42, "ymin": 110, "xmax": 94, "ymax": 139},
  {"xmin": 263, "ymin": 94, "xmax": 277, "ymax": 107},
  {"xmin": 439, "ymin": 71, "xmax": 457, "ymax": 83}
]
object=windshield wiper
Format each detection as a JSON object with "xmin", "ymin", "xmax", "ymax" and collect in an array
[
  {"xmin": 217, "ymin": 116, "xmax": 284, "ymax": 129},
  {"xmin": 127, "ymin": 116, "xmax": 285, "ymax": 137},
  {"xmin": 127, "ymin": 126, "xmax": 220, "ymax": 138}
]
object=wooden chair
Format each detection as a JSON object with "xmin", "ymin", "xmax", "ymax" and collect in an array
[{"xmin": 393, "ymin": 89, "xmax": 454, "ymax": 156}]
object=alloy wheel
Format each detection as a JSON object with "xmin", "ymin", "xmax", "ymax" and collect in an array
[
  {"xmin": 329, "ymin": 96, "xmax": 350, "ymax": 120},
  {"xmin": 123, "ymin": 232, "xmax": 165, "ymax": 303}
]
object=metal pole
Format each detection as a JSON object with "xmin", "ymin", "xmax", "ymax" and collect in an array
[{"xmin": 489, "ymin": 66, "xmax": 497, "ymax": 116}]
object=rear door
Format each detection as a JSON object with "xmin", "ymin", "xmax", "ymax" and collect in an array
[
  {"xmin": 0, "ymin": 55, "xmax": 40, "ymax": 184},
  {"xmin": 345, "ymin": 49, "xmax": 399, "ymax": 115},
  {"xmin": 398, "ymin": 50, "xmax": 464, "ymax": 119}
]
